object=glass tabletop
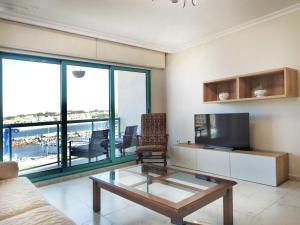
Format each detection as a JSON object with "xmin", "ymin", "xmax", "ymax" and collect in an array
[{"xmin": 92, "ymin": 164, "xmax": 221, "ymax": 203}]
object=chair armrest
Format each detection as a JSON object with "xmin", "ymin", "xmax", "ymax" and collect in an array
[{"xmin": 0, "ymin": 161, "xmax": 19, "ymax": 180}]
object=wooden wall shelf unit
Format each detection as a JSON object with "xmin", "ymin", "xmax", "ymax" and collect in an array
[{"xmin": 203, "ymin": 67, "xmax": 298, "ymax": 103}]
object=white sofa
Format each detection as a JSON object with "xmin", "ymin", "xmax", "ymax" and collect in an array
[{"xmin": 0, "ymin": 162, "xmax": 75, "ymax": 225}]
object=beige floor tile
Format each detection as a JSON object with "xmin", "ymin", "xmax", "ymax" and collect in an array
[
  {"xmin": 104, "ymin": 204, "xmax": 171, "ymax": 225},
  {"xmin": 81, "ymin": 214, "xmax": 112, "ymax": 225},
  {"xmin": 254, "ymin": 203, "xmax": 300, "ymax": 225},
  {"xmin": 39, "ymin": 168, "xmax": 300, "ymax": 225},
  {"xmin": 277, "ymin": 191, "xmax": 300, "ymax": 208}
]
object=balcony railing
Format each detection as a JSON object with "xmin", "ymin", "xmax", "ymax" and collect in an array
[{"xmin": 3, "ymin": 118, "xmax": 120, "ymax": 171}]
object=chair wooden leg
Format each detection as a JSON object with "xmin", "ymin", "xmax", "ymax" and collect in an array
[
  {"xmin": 136, "ymin": 152, "xmax": 142, "ymax": 164},
  {"xmin": 163, "ymin": 152, "xmax": 167, "ymax": 167}
]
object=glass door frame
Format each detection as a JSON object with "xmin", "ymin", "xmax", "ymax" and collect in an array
[
  {"xmin": 61, "ymin": 60, "xmax": 111, "ymax": 170},
  {"xmin": 0, "ymin": 55, "xmax": 3, "ymax": 162},
  {"xmin": 110, "ymin": 66, "xmax": 151, "ymax": 163},
  {"xmin": 0, "ymin": 52, "xmax": 151, "ymax": 180}
]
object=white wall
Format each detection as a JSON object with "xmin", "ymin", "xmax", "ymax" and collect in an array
[
  {"xmin": 151, "ymin": 69, "xmax": 166, "ymax": 113},
  {"xmin": 165, "ymin": 10, "xmax": 300, "ymax": 177},
  {"xmin": 116, "ymin": 71, "xmax": 146, "ymax": 133},
  {"xmin": 116, "ymin": 69, "xmax": 166, "ymax": 133},
  {"xmin": 0, "ymin": 19, "xmax": 165, "ymax": 69}
]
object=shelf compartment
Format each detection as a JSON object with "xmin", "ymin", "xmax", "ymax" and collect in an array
[
  {"xmin": 239, "ymin": 71, "xmax": 284, "ymax": 98},
  {"xmin": 203, "ymin": 78, "xmax": 237, "ymax": 102}
]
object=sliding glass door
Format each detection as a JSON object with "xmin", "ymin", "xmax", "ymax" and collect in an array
[
  {"xmin": 2, "ymin": 57, "xmax": 61, "ymax": 174},
  {"xmin": 113, "ymin": 68, "xmax": 149, "ymax": 159},
  {"xmin": 66, "ymin": 63, "xmax": 111, "ymax": 167},
  {"xmin": 0, "ymin": 53, "xmax": 151, "ymax": 178}
]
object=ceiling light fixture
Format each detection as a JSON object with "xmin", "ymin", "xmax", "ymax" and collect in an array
[
  {"xmin": 152, "ymin": 0, "xmax": 197, "ymax": 8},
  {"xmin": 72, "ymin": 70, "xmax": 86, "ymax": 78}
]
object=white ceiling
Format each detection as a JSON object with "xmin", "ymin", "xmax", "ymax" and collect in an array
[{"xmin": 0, "ymin": 0, "xmax": 300, "ymax": 53}]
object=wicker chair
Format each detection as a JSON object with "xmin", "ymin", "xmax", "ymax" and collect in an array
[{"xmin": 136, "ymin": 113, "xmax": 168, "ymax": 166}]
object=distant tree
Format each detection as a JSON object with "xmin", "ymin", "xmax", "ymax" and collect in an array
[{"xmin": 36, "ymin": 112, "xmax": 44, "ymax": 117}]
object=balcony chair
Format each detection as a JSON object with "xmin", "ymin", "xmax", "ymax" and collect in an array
[
  {"xmin": 136, "ymin": 113, "xmax": 168, "ymax": 166},
  {"xmin": 115, "ymin": 125, "xmax": 138, "ymax": 156},
  {"xmin": 68, "ymin": 129, "xmax": 109, "ymax": 166}
]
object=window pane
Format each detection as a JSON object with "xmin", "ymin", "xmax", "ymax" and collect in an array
[
  {"xmin": 3, "ymin": 59, "xmax": 60, "ymax": 124},
  {"xmin": 114, "ymin": 70, "xmax": 146, "ymax": 158},
  {"xmin": 2, "ymin": 59, "xmax": 61, "ymax": 173},
  {"xmin": 67, "ymin": 65, "xmax": 110, "ymax": 166},
  {"xmin": 67, "ymin": 66, "xmax": 109, "ymax": 120},
  {"xmin": 10, "ymin": 125, "xmax": 61, "ymax": 172}
]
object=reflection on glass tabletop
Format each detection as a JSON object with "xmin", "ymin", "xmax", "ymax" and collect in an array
[{"xmin": 91, "ymin": 164, "xmax": 230, "ymax": 203}]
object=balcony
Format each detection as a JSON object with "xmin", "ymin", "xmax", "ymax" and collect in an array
[{"xmin": 2, "ymin": 118, "xmax": 132, "ymax": 174}]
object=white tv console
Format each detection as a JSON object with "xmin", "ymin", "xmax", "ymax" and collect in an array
[{"xmin": 170, "ymin": 144, "xmax": 289, "ymax": 186}]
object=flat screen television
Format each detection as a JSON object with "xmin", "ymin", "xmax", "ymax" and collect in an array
[{"xmin": 194, "ymin": 113, "xmax": 250, "ymax": 150}]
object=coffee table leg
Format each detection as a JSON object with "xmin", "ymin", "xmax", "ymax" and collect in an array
[
  {"xmin": 93, "ymin": 181, "xmax": 101, "ymax": 212},
  {"xmin": 223, "ymin": 188, "xmax": 233, "ymax": 225}
]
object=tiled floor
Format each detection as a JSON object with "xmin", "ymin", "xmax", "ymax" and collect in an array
[{"xmin": 39, "ymin": 166, "xmax": 300, "ymax": 225}]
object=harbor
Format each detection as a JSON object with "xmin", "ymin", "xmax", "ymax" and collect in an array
[{"xmin": 3, "ymin": 118, "xmax": 121, "ymax": 171}]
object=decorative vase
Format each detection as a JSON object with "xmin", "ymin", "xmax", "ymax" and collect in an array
[
  {"xmin": 219, "ymin": 92, "xmax": 230, "ymax": 101},
  {"xmin": 254, "ymin": 89, "xmax": 267, "ymax": 97}
]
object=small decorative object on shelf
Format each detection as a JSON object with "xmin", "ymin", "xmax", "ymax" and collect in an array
[
  {"xmin": 219, "ymin": 92, "xmax": 230, "ymax": 101},
  {"xmin": 254, "ymin": 85, "xmax": 267, "ymax": 97}
]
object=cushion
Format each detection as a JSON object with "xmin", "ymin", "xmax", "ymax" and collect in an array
[
  {"xmin": 0, "ymin": 177, "xmax": 49, "ymax": 220},
  {"xmin": 0, "ymin": 162, "xmax": 19, "ymax": 180},
  {"xmin": 136, "ymin": 145, "xmax": 166, "ymax": 153},
  {"xmin": 0, "ymin": 205, "xmax": 75, "ymax": 225}
]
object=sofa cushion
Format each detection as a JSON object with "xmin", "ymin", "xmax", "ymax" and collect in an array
[
  {"xmin": 0, "ymin": 162, "xmax": 19, "ymax": 180},
  {"xmin": 0, "ymin": 177, "xmax": 49, "ymax": 220},
  {"xmin": 0, "ymin": 205, "xmax": 75, "ymax": 225}
]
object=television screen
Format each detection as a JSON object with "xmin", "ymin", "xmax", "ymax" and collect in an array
[{"xmin": 194, "ymin": 113, "xmax": 250, "ymax": 150}]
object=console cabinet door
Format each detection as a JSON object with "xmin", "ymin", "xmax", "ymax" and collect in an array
[
  {"xmin": 230, "ymin": 153, "xmax": 277, "ymax": 186},
  {"xmin": 196, "ymin": 149, "xmax": 231, "ymax": 176},
  {"xmin": 170, "ymin": 146, "xmax": 197, "ymax": 170}
]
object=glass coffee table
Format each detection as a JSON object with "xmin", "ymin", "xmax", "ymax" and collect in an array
[{"xmin": 90, "ymin": 164, "xmax": 236, "ymax": 225}]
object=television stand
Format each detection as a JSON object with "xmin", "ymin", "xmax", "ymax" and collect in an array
[
  {"xmin": 203, "ymin": 145, "xmax": 233, "ymax": 152},
  {"xmin": 170, "ymin": 143, "xmax": 289, "ymax": 186}
]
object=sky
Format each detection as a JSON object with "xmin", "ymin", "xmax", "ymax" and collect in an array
[{"xmin": 3, "ymin": 59, "xmax": 110, "ymax": 117}]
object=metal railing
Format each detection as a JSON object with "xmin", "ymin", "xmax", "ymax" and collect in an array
[{"xmin": 3, "ymin": 118, "xmax": 120, "ymax": 171}]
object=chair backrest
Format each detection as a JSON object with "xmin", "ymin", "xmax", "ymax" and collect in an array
[
  {"xmin": 141, "ymin": 113, "xmax": 167, "ymax": 145},
  {"xmin": 124, "ymin": 125, "xmax": 138, "ymax": 136},
  {"xmin": 90, "ymin": 129, "xmax": 109, "ymax": 152},
  {"xmin": 123, "ymin": 125, "xmax": 138, "ymax": 148},
  {"xmin": 91, "ymin": 129, "xmax": 109, "ymax": 139}
]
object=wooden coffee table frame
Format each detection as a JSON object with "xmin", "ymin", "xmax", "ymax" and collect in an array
[{"xmin": 90, "ymin": 166, "xmax": 236, "ymax": 225}]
